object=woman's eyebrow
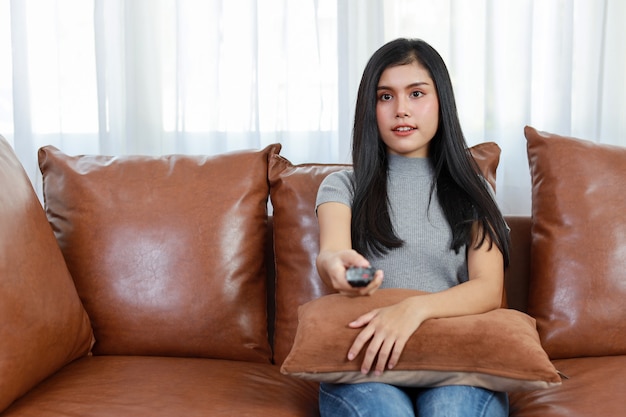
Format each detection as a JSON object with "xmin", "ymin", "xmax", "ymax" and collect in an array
[{"xmin": 377, "ymin": 81, "xmax": 430, "ymax": 90}]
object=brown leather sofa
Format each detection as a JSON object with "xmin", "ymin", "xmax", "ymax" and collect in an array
[{"xmin": 0, "ymin": 133, "xmax": 624, "ymax": 416}]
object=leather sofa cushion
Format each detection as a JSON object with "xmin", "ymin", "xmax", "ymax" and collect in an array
[
  {"xmin": 268, "ymin": 156, "xmax": 348, "ymax": 364},
  {"xmin": 268, "ymin": 142, "xmax": 502, "ymax": 365},
  {"xmin": 38, "ymin": 144, "xmax": 280, "ymax": 362},
  {"xmin": 0, "ymin": 136, "xmax": 93, "ymax": 413},
  {"xmin": 0, "ymin": 356, "xmax": 319, "ymax": 417},
  {"xmin": 525, "ymin": 126, "xmax": 626, "ymax": 358},
  {"xmin": 508, "ymin": 355, "xmax": 626, "ymax": 417}
]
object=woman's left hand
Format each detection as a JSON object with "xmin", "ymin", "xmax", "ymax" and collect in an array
[{"xmin": 346, "ymin": 297, "xmax": 427, "ymax": 376}]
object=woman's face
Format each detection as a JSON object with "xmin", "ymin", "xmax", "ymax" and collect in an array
[{"xmin": 375, "ymin": 61, "xmax": 439, "ymax": 158}]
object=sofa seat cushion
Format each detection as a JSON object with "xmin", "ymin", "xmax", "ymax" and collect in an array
[
  {"xmin": 38, "ymin": 145, "xmax": 280, "ymax": 362},
  {"xmin": 1, "ymin": 356, "xmax": 319, "ymax": 417},
  {"xmin": 508, "ymin": 355, "xmax": 626, "ymax": 417}
]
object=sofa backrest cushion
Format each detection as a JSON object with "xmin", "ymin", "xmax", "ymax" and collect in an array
[
  {"xmin": 268, "ymin": 142, "xmax": 502, "ymax": 365},
  {"xmin": 269, "ymin": 156, "xmax": 350, "ymax": 364},
  {"xmin": 525, "ymin": 126, "xmax": 626, "ymax": 359},
  {"xmin": 38, "ymin": 144, "xmax": 280, "ymax": 363},
  {"xmin": 0, "ymin": 136, "xmax": 94, "ymax": 413}
]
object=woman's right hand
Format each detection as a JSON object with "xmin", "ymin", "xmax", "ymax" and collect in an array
[
  {"xmin": 316, "ymin": 201, "xmax": 382, "ymax": 295},
  {"xmin": 316, "ymin": 249, "xmax": 383, "ymax": 296}
]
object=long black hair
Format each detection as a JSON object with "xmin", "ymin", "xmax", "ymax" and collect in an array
[{"xmin": 351, "ymin": 38, "xmax": 510, "ymax": 268}]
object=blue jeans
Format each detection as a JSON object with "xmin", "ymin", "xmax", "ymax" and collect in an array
[{"xmin": 319, "ymin": 382, "xmax": 509, "ymax": 417}]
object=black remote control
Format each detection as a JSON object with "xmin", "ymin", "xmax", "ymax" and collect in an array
[{"xmin": 346, "ymin": 266, "xmax": 376, "ymax": 287}]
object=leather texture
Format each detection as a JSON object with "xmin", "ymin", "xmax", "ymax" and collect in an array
[
  {"xmin": 525, "ymin": 126, "xmax": 626, "ymax": 359},
  {"xmin": 268, "ymin": 155, "xmax": 348, "ymax": 364},
  {"xmin": 509, "ymin": 355, "xmax": 626, "ymax": 417},
  {"xmin": 0, "ymin": 356, "xmax": 319, "ymax": 417},
  {"xmin": 0, "ymin": 136, "xmax": 93, "ymax": 412},
  {"xmin": 467, "ymin": 141, "xmax": 501, "ymax": 192},
  {"xmin": 38, "ymin": 144, "xmax": 280, "ymax": 362}
]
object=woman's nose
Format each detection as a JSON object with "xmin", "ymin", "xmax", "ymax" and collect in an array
[{"xmin": 395, "ymin": 97, "xmax": 409, "ymax": 118}]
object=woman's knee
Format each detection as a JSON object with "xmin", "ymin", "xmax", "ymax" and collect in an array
[
  {"xmin": 415, "ymin": 385, "xmax": 508, "ymax": 417},
  {"xmin": 319, "ymin": 382, "xmax": 415, "ymax": 417}
]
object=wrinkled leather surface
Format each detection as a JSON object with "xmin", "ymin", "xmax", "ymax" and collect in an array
[
  {"xmin": 1, "ymin": 356, "xmax": 319, "ymax": 417},
  {"xmin": 268, "ymin": 155, "xmax": 348, "ymax": 364},
  {"xmin": 525, "ymin": 126, "xmax": 626, "ymax": 358},
  {"xmin": 509, "ymin": 355, "xmax": 626, "ymax": 417},
  {"xmin": 38, "ymin": 144, "xmax": 280, "ymax": 362},
  {"xmin": 0, "ymin": 136, "xmax": 93, "ymax": 413},
  {"xmin": 268, "ymin": 144, "xmax": 502, "ymax": 365}
]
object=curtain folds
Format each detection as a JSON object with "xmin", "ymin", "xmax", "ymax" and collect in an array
[{"xmin": 1, "ymin": 0, "xmax": 624, "ymax": 213}]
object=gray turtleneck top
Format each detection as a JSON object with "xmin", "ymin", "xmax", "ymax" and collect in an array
[{"xmin": 315, "ymin": 154, "xmax": 468, "ymax": 292}]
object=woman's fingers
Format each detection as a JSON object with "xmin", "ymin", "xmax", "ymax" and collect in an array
[
  {"xmin": 347, "ymin": 302, "xmax": 417, "ymax": 375},
  {"xmin": 347, "ymin": 310, "xmax": 376, "ymax": 360},
  {"xmin": 372, "ymin": 337, "xmax": 396, "ymax": 375},
  {"xmin": 347, "ymin": 311, "xmax": 395, "ymax": 375},
  {"xmin": 386, "ymin": 338, "xmax": 408, "ymax": 370}
]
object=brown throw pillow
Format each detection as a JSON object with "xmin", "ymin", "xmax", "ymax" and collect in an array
[
  {"xmin": 269, "ymin": 142, "xmax": 502, "ymax": 365},
  {"xmin": 525, "ymin": 126, "xmax": 626, "ymax": 358},
  {"xmin": 38, "ymin": 144, "xmax": 280, "ymax": 363},
  {"xmin": 0, "ymin": 136, "xmax": 94, "ymax": 413},
  {"xmin": 281, "ymin": 289, "xmax": 561, "ymax": 392}
]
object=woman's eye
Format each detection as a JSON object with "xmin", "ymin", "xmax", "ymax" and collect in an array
[
  {"xmin": 411, "ymin": 91, "xmax": 423, "ymax": 98},
  {"xmin": 380, "ymin": 93, "xmax": 392, "ymax": 101}
]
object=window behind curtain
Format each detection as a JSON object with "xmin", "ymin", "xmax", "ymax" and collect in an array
[{"xmin": 1, "ymin": 0, "xmax": 625, "ymax": 213}]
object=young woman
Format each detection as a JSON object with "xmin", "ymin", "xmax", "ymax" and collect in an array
[{"xmin": 315, "ymin": 38, "xmax": 511, "ymax": 417}]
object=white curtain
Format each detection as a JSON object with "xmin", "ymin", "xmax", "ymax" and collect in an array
[{"xmin": 1, "ymin": 0, "xmax": 625, "ymax": 214}]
